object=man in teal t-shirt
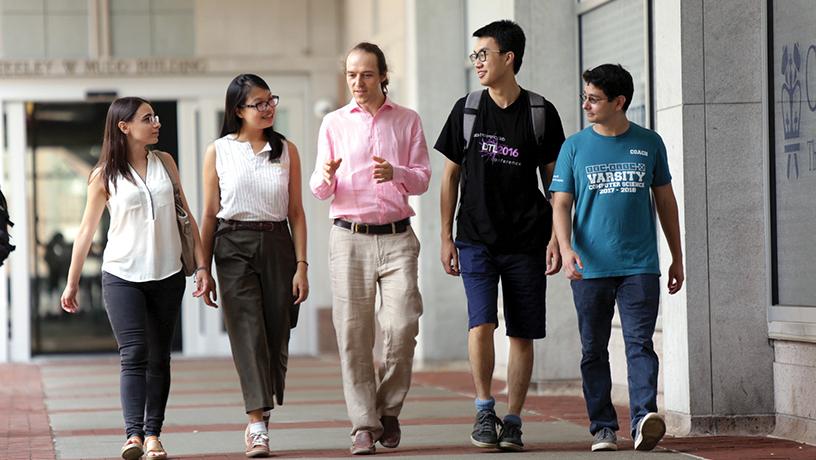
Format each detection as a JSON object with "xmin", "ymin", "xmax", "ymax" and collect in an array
[{"xmin": 550, "ymin": 64, "xmax": 684, "ymax": 453}]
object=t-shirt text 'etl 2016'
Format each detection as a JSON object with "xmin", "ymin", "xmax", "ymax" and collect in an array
[{"xmin": 434, "ymin": 89, "xmax": 565, "ymax": 253}]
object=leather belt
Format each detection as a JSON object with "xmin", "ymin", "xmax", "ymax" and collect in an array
[
  {"xmin": 215, "ymin": 219, "xmax": 287, "ymax": 237},
  {"xmin": 333, "ymin": 218, "xmax": 410, "ymax": 235}
]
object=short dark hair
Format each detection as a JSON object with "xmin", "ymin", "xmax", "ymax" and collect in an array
[
  {"xmin": 472, "ymin": 20, "xmax": 525, "ymax": 74},
  {"xmin": 349, "ymin": 42, "xmax": 389, "ymax": 94},
  {"xmin": 582, "ymin": 64, "xmax": 634, "ymax": 111}
]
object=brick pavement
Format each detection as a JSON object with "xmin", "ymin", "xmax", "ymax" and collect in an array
[
  {"xmin": 0, "ymin": 364, "xmax": 56, "ymax": 460},
  {"xmin": 1, "ymin": 356, "xmax": 814, "ymax": 459}
]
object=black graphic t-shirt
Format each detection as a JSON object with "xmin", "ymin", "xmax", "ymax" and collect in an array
[{"xmin": 435, "ymin": 89, "xmax": 565, "ymax": 252}]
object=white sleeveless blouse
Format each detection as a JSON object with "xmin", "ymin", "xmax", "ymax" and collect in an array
[
  {"xmin": 215, "ymin": 135, "xmax": 290, "ymax": 221},
  {"xmin": 101, "ymin": 151, "xmax": 182, "ymax": 281}
]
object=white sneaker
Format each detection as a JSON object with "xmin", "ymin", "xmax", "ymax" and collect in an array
[
  {"xmin": 245, "ymin": 430, "xmax": 270, "ymax": 458},
  {"xmin": 634, "ymin": 412, "xmax": 666, "ymax": 451}
]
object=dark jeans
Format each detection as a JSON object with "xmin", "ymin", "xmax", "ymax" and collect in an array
[
  {"xmin": 570, "ymin": 274, "xmax": 660, "ymax": 437},
  {"xmin": 102, "ymin": 270, "xmax": 185, "ymax": 439}
]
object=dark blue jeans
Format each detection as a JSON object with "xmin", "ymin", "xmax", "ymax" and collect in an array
[
  {"xmin": 570, "ymin": 274, "xmax": 660, "ymax": 437},
  {"xmin": 102, "ymin": 270, "xmax": 185, "ymax": 439}
]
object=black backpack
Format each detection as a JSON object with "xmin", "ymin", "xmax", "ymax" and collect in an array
[
  {"xmin": 0, "ymin": 189, "xmax": 15, "ymax": 266},
  {"xmin": 462, "ymin": 89, "xmax": 548, "ymax": 150}
]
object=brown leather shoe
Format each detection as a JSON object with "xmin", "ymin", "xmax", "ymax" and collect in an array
[
  {"xmin": 379, "ymin": 416, "xmax": 401, "ymax": 448},
  {"xmin": 350, "ymin": 430, "xmax": 376, "ymax": 455}
]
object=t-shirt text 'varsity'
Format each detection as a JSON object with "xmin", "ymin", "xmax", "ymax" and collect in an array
[{"xmin": 549, "ymin": 123, "xmax": 672, "ymax": 278}]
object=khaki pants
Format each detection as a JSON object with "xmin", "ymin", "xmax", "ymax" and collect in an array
[{"xmin": 329, "ymin": 224, "xmax": 423, "ymax": 437}]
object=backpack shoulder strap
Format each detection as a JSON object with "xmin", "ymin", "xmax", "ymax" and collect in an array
[
  {"xmin": 527, "ymin": 91, "xmax": 553, "ymax": 200},
  {"xmin": 462, "ymin": 90, "xmax": 483, "ymax": 150},
  {"xmin": 152, "ymin": 150, "xmax": 180, "ymax": 196},
  {"xmin": 527, "ymin": 90, "xmax": 547, "ymax": 145}
]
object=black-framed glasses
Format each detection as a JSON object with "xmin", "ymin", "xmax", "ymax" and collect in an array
[
  {"xmin": 579, "ymin": 94, "xmax": 610, "ymax": 105},
  {"xmin": 240, "ymin": 96, "xmax": 280, "ymax": 112},
  {"xmin": 468, "ymin": 49, "xmax": 506, "ymax": 64}
]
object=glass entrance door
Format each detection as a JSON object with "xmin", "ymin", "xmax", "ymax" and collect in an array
[{"xmin": 28, "ymin": 100, "xmax": 181, "ymax": 354}]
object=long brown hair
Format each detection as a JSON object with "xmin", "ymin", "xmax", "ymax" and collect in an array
[{"xmin": 95, "ymin": 97, "xmax": 151, "ymax": 195}]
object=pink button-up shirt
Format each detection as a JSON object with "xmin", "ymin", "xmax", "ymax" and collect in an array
[{"xmin": 310, "ymin": 98, "xmax": 431, "ymax": 224}]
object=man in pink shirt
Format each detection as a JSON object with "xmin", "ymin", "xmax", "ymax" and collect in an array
[{"xmin": 310, "ymin": 42, "xmax": 431, "ymax": 455}]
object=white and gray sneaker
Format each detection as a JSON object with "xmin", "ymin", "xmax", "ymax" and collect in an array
[
  {"xmin": 634, "ymin": 412, "xmax": 666, "ymax": 451},
  {"xmin": 591, "ymin": 427, "xmax": 618, "ymax": 451},
  {"xmin": 245, "ymin": 430, "xmax": 271, "ymax": 458}
]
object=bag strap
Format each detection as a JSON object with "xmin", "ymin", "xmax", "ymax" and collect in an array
[
  {"xmin": 153, "ymin": 150, "xmax": 181, "ymax": 198},
  {"xmin": 527, "ymin": 90, "xmax": 547, "ymax": 146},
  {"xmin": 462, "ymin": 89, "xmax": 548, "ymax": 149},
  {"xmin": 525, "ymin": 91, "xmax": 553, "ymax": 200},
  {"xmin": 462, "ymin": 90, "xmax": 483, "ymax": 150}
]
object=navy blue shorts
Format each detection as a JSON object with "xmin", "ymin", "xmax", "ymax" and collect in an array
[{"xmin": 455, "ymin": 240, "xmax": 547, "ymax": 339}]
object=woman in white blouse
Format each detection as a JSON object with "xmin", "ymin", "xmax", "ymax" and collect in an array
[
  {"xmin": 198, "ymin": 74, "xmax": 308, "ymax": 457},
  {"xmin": 61, "ymin": 97, "xmax": 215, "ymax": 460}
]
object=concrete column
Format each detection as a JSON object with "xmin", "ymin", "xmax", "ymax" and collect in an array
[
  {"xmin": 514, "ymin": 0, "xmax": 583, "ymax": 383},
  {"xmin": 411, "ymin": 0, "xmax": 470, "ymax": 363},
  {"xmin": 657, "ymin": 0, "xmax": 775, "ymax": 435},
  {"xmin": 6, "ymin": 102, "xmax": 31, "ymax": 362}
]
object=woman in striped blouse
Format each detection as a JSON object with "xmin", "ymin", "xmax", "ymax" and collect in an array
[{"xmin": 198, "ymin": 74, "xmax": 309, "ymax": 458}]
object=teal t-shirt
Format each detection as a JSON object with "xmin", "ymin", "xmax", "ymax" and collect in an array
[{"xmin": 549, "ymin": 123, "xmax": 672, "ymax": 279}]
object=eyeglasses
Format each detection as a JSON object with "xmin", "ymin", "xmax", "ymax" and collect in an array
[
  {"xmin": 579, "ymin": 94, "xmax": 610, "ymax": 105},
  {"xmin": 142, "ymin": 115, "xmax": 160, "ymax": 125},
  {"xmin": 239, "ymin": 96, "xmax": 280, "ymax": 112},
  {"xmin": 468, "ymin": 49, "xmax": 506, "ymax": 64}
]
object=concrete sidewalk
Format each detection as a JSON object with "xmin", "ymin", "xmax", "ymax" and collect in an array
[{"xmin": 2, "ymin": 356, "xmax": 814, "ymax": 459}]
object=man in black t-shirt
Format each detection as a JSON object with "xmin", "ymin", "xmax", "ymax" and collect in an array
[{"xmin": 435, "ymin": 20, "xmax": 565, "ymax": 452}]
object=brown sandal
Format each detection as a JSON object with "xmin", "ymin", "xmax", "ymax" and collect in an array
[
  {"xmin": 120, "ymin": 436, "xmax": 144, "ymax": 460},
  {"xmin": 145, "ymin": 436, "xmax": 168, "ymax": 460}
]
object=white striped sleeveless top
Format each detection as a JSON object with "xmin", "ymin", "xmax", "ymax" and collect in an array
[
  {"xmin": 215, "ymin": 134, "xmax": 290, "ymax": 221},
  {"xmin": 101, "ymin": 151, "xmax": 182, "ymax": 282}
]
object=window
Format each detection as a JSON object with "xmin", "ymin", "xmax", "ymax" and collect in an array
[
  {"xmin": 769, "ymin": 0, "xmax": 816, "ymax": 310},
  {"xmin": 768, "ymin": 0, "xmax": 816, "ymax": 341},
  {"xmin": 578, "ymin": 0, "xmax": 651, "ymax": 128},
  {"xmin": 110, "ymin": 0, "xmax": 194, "ymax": 58},
  {"xmin": 0, "ymin": 0, "xmax": 89, "ymax": 59}
]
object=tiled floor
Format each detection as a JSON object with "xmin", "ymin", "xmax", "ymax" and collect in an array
[{"xmin": 2, "ymin": 356, "xmax": 814, "ymax": 459}]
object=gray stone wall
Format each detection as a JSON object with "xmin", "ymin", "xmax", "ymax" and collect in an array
[
  {"xmin": 412, "ymin": 0, "xmax": 470, "ymax": 362},
  {"xmin": 659, "ymin": 0, "xmax": 776, "ymax": 435},
  {"xmin": 772, "ymin": 341, "xmax": 816, "ymax": 444}
]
